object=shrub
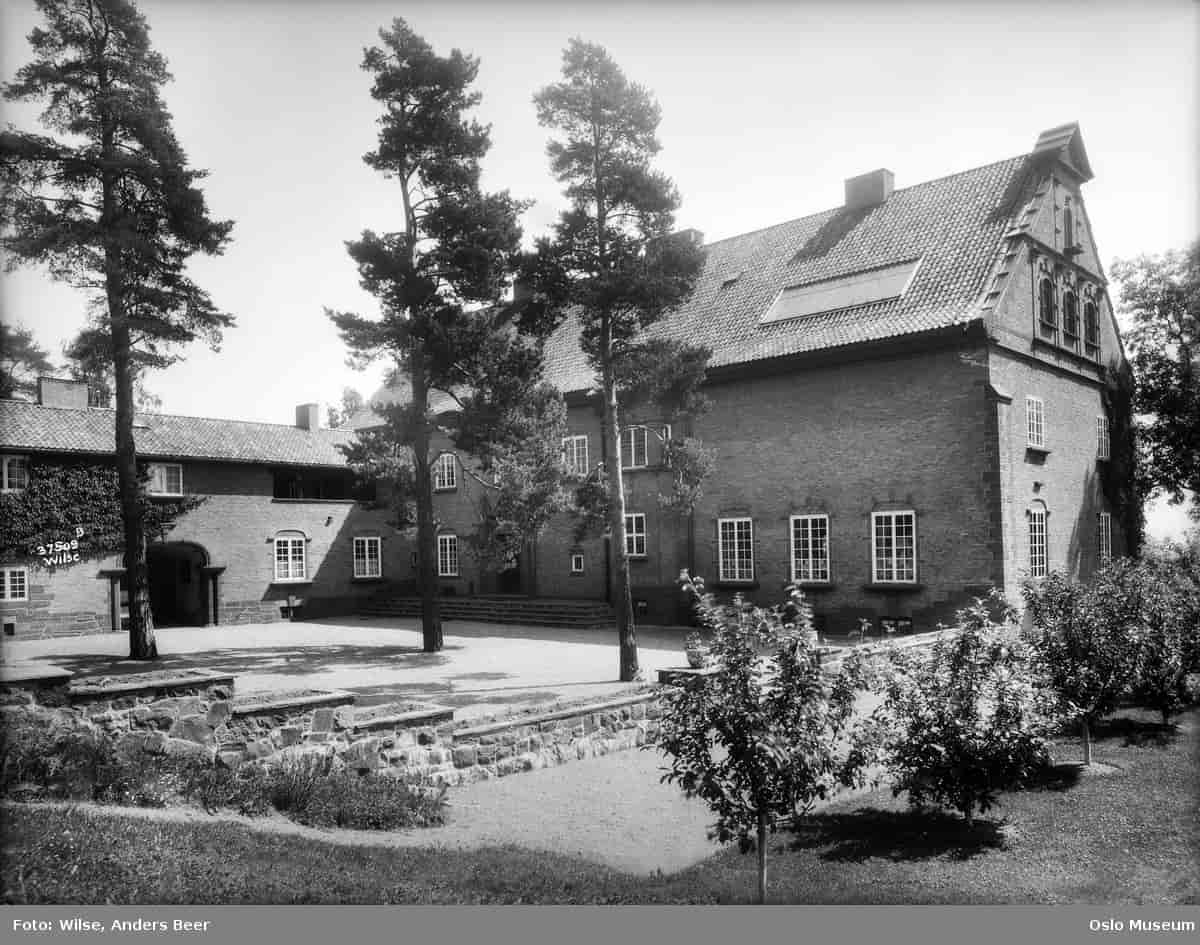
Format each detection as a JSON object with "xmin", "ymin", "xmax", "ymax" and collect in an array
[
  {"xmin": 1125, "ymin": 559, "xmax": 1200, "ymax": 724},
  {"xmin": 263, "ymin": 753, "xmax": 332, "ymax": 814},
  {"xmin": 657, "ymin": 574, "xmax": 871, "ymax": 904},
  {"xmin": 296, "ymin": 772, "xmax": 448, "ymax": 830},
  {"xmin": 0, "ymin": 712, "xmax": 179, "ymax": 806},
  {"xmin": 872, "ymin": 593, "xmax": 1051, "ymax": 824},
  {"xmin": 179, "ymin": 762, "xmax": 271, "ymax": 817},
  {"xmin": 1022, "ymin": 566, "xmax": 1143, "ymax": 764}
]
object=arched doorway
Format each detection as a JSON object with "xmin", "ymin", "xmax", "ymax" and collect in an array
[{"xmin": 148, "ymin": 542, "xmax": 209, "ymax": 627}]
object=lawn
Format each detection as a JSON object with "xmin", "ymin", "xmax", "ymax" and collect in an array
[{"xmin": 3, "ymin": 707, "xmax": 1198, "ymax": 904}]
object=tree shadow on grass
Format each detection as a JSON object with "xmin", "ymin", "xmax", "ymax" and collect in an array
[
  {"xmin": 1020, "ymin": 762, "xmax": 1084, "ymax": 793},
  {"xmin": 38, "ymin": 645, "xmax": 454, "ymax": 682},
  {"xmin": 786, "ymin": 807, "xmax": 1006, "ymax": 863},
  {"xmin": 1092, "ymin": 717, "xmax": 1179, "ymax": 748}
]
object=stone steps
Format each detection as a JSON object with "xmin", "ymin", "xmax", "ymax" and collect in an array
[{"xmin": 358, "ymin": 595, "xmax": 615, "ymax": 629}]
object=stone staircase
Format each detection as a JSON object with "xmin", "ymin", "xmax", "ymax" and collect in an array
[{"xmin": 357, "ymin": 593, "xmax": 616, "ymax": 630}]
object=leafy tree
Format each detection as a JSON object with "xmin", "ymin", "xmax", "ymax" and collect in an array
[
  {"xmin": 657, "ymin": 574, "xmax": 870, "ymax": 904},
  {"xmin": 527, "ymin": 40, "xmax": 707, "ymax": 682},
  {"xmin": 63, "ymin": 326, "xmax": 161, "ymax": 412},
  {"xmin": 327, "ymin": 19, "xmax": 565, "ymax": 653},
  {"xmin": 1, "ymin": 0, "xmax": 234, "ymax": 659},
  {"xmin": 1022, "ymin": 567, "xmax": 1144, "ymax": 764},
  {"xmin": 1110, "ymin": 241, "xmax": 1200, "ymax": 517},
  {"xmin": 1122, "ymin": 559, "xmax": 1200, "ymax": 724},
  {"xmin": 871, "ymin": 594, "xmax": 1051, "ymax": 824},
  {"xmin": 0, "ymin": 323, "xmax": 55, "ymax": 400},
  {"xmin": 326, "ymin": 387, "xmax": 365, "ymax": 429}
]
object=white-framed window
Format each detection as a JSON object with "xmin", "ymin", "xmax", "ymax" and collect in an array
[
  {"xmin": 562, "ymin": 435, "xmax": 589, "ymax": 476},
  {"xmin": 273, "ymin": 536, "xmax": 307, "ymax": 582},
  {"xmin": 1098, "ymin": 512, "xmax": 1113, "ymax": 564},
  {"xmin": 1096, "ymin": 416, "xmax": 1111, "ymax": 461},
  {"xmin": 790, "ymin": 514, "xmax": 830, "ymax": 583},
  {"xmin": 871, "ymin": 510, "xmax": 916, "ymax": 584},
  {"xmin": 437, "ymin": 534, "xmax": 459, "ymax": 577},
  {"xmin": 619, "ymin": 426, "xmax": 648, "ymax": 469},
  {"xmin": 718, "ymin": 517, "xmax": 754, "ymax": 582},
  {"xmin": 624, "ymin": 513, "xmax": 647, "ymax": 558},
  {"xmin": 0, "ymin": 567, "xmax": 29, "ymax": 602},
  {"xmin": 1029, "ymin": 505, "xmax": 1048, "ymax": 579},
  {"xmin": 353, "ymin": 536, "xmax": 382, "ymax": 578},
  {"xmin": 433, "ymin": 452, "xmax": 457, "ymax": 491},
  {"xmin": 1, "ymin": 454, "xmax": 30, "ymax": 493},
  {"xmin": 147, "ymin": 462, "xmax": 183, "ymax": 496},
  {"xmin": 570, "ymin": 552, "xmax": 585, "ymax": 574},
  {"xmin": 1026, "ymin": 396, "xmax": 1045, "ymax": 448}
]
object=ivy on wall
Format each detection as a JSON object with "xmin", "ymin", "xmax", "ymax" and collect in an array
[
  {"xmin": 1100, "ymin": 360, "xmax": 1145, "ymax": 556},
  {"xmin": 0, "ymin": 457, "xmax": 204, "ymax": 565}
]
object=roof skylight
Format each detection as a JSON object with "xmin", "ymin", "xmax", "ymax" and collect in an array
[{"xmin": 760, "ymin": 258, "xmax": 922, "ymax": 326}]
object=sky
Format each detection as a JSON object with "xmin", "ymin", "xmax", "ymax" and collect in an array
[{"xmin": 0, "ymin": 0, "xmax": 1196, "ymax": 537}]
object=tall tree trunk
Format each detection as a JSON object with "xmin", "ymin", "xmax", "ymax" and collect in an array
[
  {"xmin": 111, "ymin": 321, "xmax": 156, "ymax": 660},
  {"xmin": 99, "ymin": 62, "xmax": 155, "ymax": 661},
  {"xmin": 1081, "ymin": 717, "xmax": 1092, "ymax": 766},
  {"xmin": 410, "ymin": 344, "xmax": 443, "ymax": 653},
  {"xmin": 602, "ymin": 350, "xmax": 637, "ymax": 682},
  {"xmin": 756, "ymin": 811, "xmax": 769, "ymax": 905}
]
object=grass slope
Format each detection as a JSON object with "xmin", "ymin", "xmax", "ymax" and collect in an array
[{"xmin": 3, "ymin": 708, "xmax": 1198, "ymax": 905}]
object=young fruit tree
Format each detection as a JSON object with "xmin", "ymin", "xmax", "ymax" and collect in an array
[
  {"xmin": 326, "ymin": 19, "xmax": 566, "ymax": 652},
  {"xmin": 1022, "ymin": 567, "xmax": 1143, "ymax": 764},
  {"xmin": 1, "ymin": 0, "xmax": 234, "ymax": 660},
  {"xmin": 870, "ymin": 594, "xmax": 1051, "ymax": 825},
  {"xmin": 525, "ymin": 40, "xmax": 707, "ymax": 682},
  {"xmin": 657, "ymin": 574, "xmax": 871, "ymax": 904}
]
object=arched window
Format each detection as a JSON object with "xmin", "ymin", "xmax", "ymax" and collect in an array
[
  {"xmin": 1083, "ymin": 300, "xmax": 1100, "ymax": 358},
  {"xmin": 1062, "ymin": 291, "xmax": 1079, "ymax": 341},
  {"xmin": 1038, "ymin": 277, "xmax": 1056, "ymax": 336}
]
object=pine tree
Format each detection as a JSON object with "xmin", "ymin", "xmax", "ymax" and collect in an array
[
  {"xmin": 0, "ymin": 324, "xmax": 55, "ymax": 400},
  {"xmin": 528, "ymin": 40, "xmax": 706, "ymax": 681},
  {"xmin": 2, "ymin": 0, "xmax": 233, "ymax": 659},
  {"xmin": 328, "ymin": 18, "xmax": 563, "ymax": 653}
]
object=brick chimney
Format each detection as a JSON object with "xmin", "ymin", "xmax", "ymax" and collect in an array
[
  {"xmin": 295, "ymin": 403, "xmax": 321, "ymax": 430},
  {"xmin": 37, "ymin": 377, "xmax": 90, "ymax": 409},
  {"xmin": 844, "ymin": 169, "xmax": 895, "ymax": 210}
]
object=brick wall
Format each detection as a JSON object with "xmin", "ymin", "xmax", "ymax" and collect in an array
[{"xmin": 0, "ymin": 458, "xmax": 412, "ymax": 638}]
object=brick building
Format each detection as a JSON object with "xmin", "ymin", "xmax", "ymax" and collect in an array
[
  {"xmin": 356, "ymin": 123, "xmax": 1131, "ymax": 633},
  {"xmin": 2, "ymin": 123, "xmax": 1132, "ymax": 639},
  {"xmin": 0, "ymin": 377, "xmax": 406, "ymax": 638}
]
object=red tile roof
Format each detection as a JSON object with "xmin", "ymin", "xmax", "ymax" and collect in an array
[
  {"xmin": 542, "ymin": 153, "xmax": 1037, "ymax": 394},
  {"xmin": 0, "ymin": 400, "xmax": 355, "ymax": 467}
]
